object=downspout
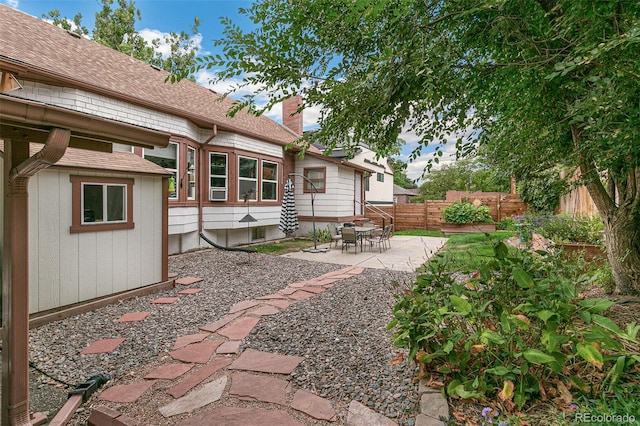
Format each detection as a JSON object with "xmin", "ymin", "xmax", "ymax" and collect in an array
[{"xmin": 2, "ymin": 128, "xmax": 70, "ymax": 426}]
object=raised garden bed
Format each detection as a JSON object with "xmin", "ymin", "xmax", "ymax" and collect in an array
[{"xmin": 441, "ymin": 222, "xmax": 497, "ymax": 235}]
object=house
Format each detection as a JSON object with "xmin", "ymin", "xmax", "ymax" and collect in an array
[{"xmin": 393, "ymin": 184, "xmax": 419, "ymax": 204}]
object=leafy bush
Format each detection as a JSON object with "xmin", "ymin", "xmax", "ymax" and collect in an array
[
  {"xmin": 388, "ymin": 244, "xmax": 639, "ymax": 411},
  {"xmin": 308, "ymin": 229, "xmax": 331, "ymax": 243},
  {"xmin": 442, "ymin": 202, "xmax": 493, "ymax": 224},
  {"xmin": 496, "ymin": 217, "xmax": 516, "ymax": 231},
  {"xmin": 535, "ymin": 214, "xmax": 604, "ymax": 245}
]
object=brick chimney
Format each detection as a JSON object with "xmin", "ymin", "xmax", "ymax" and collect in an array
[{"xmin": 282, "ymin": 95, "xmax": 303, "ymax": 135}]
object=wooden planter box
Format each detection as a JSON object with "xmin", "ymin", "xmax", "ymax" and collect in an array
[
  {"xmin": 441, "ymin": 223, "xmax": 496, "ymax": 235},
  {"xmin": 557, "ymin": 243, "xmax": 607, "ymax": 264}
]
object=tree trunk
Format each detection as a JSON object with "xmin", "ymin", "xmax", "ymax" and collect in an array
[{"xmin": 602, "ymin": 208, "xmax": 640, "ymax": 295}]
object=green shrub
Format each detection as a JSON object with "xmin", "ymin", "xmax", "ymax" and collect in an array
[
  {"xmin": 442, "ymin": 202, "xmax": 493, "ymax": 224},
  {"xmin": 388, "ymin": 244, "xmax": 639, "ymax": 411},
  {"xmin": 535, "ymin": 214, "xmax": 604, "ymax": 245},
  {"xmin": 496, "ymin": 217, "xmax": 516, "ymax": 231},
  {"xmin": 308, "ymin": 229, "xmax": 331, "ymax": 243}
]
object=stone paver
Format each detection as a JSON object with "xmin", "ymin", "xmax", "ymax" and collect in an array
[
  {"xmin": 291, "ymin": 389, "xmax": 337, "ymax": 421},
  {"xmin": 81, "ymin": 338, "xmax": 126, "ymax": 355},
  {"xmin": 144, "ymin": 363, "xmax": 194, "ymax": 380},
  {"xmin": 229, "ymin": 349, "xmax": 304, "ymax": 374},
  {"xmin": 167, "ymin": 358, "xmax": 232, "ymax": 399},
  {"xmin": 256, "ymin": 293, "xmax": 286, "ymax": 300},
  {"xmin": 116, "ymin": 312, "xmax": 150, "ymax": 322},
  {"xmin": 159, "ymin": 376, "xmax": 227, "ymax": 417},
  {"xmin": 346, "ymin": 400, "xmax": 398, "ymax": 426},
  {"xmin": 151, "ymin": 297, "xmax": 179, "ymax": 304},
  {"xmin": 217, "ymin": 316, "xmax": 260, "ymax": 340},
  {"xmin": 299, "ymin": 286, "xmax": 325, "ymax": 294},
  {"xmin": 250, "ymin": 305, "xmax": 281, "ymax": 316},
  {"xmin": 178, "ymin": 288, "xmax": 203, "ymax": 295},
  {"xmin": 228, "ymin": 299, "xmax": 261, "ymax": 314},
  {"xmin": 177, "ymin": 406, "xmax": 304, "ymax": 426},
  {"xmin": 420, "ymin": 392, "xmax": 449, "ymax": 424},
  {"xmin": 199, "ymin": 312, "xmax": 243, "ymax": 333},
  {"xmin": 216, "ymin": 340, "xmax": 241, "ymax": 355},
  {"xmin": 278, "ymin": 287, "xmax": 298, "ymax": 295},
  {"xmin": 169, "ymin": 340, "xmax": 222, "ymax": 363},
  {"xmin": 263, "ymin": 299, "xmax": 293, "ymax": 309},
  {"xmin": 229, "ymin": 371, "xmax": 291, "ymax": 405},
  {"xmin": 415, "ymin": 413, "xmax": 447, "ymax": 426},
  {"xmin": 99, "ymin": 380, "xmax": 156, "ymax": 403},
  {"xmin": 289, "ymin": 290, "xmax": 315, "ymax": 301},
  {"xmin": 175, "ymin": 276, "xmax": 203, "ymax": 285},
  {"xmin": 173, "ymin": 333, "xmax": 209, "ymax": 349}
]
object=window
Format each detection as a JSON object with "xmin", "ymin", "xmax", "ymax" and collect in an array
[
  {"xmin": 209, "ymin": 152, "xmax": 227, "ymax": 201},
  {"xmin": 261, "ymin": 161, "xmax": 278, "ymax": 201},
  {"xmin": 187, "ymin": 146, "xmax": 196, "ymax": 200},
  {"xmin": 377, "ymin": 172, "xmax": 384, "ymax": 182},
  {"xmin": 303, "ymin": 168, "xmax": 326, "ymax": 193},
  {"xmin": 252, "ymin": 226, "xmax": 266, "ymax": 240},
  {"xmin": 239, "ymin": 156, "xmax": 258, "ymax": 201},
  {"xmin": 144, "ymin": 142, "xmax": 178, "ymax": 199},
  {"xmin": 365, "ymin": 175, "xmax": 370, "ymax": 191},
  {"xmin": 70, "ymin": 176, "xmax": 134, "ymax": 233}
]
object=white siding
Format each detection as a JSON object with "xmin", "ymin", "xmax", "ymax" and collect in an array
[
  {"xmin": 26, "ymin": 169, "xmax": 165, "ymax": 314},
  {"xmin": 349, "ymin": 147, "xmax": 394, "ymax": 204},
  {"xmin": 294, "ymin": 158, "xmax": 355, "ymax": 218},
  {"xmin": 213, "ymin": 132, "xmax": 283, "ymax": 158},
  {"xmin": 168, "ymin": 207, "xmax": 199, "ymax": 235}
]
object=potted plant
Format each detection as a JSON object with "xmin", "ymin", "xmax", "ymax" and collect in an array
[{"xmin": 440, "ymin": 201, "xmax": 496, "ymax": 235}]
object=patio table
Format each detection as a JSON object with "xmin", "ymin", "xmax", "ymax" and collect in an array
[{"xmin": 353, "ymin": 226, "xmax": 377, "ymax": 252}]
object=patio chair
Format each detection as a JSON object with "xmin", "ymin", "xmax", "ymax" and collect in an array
[
  {"xmin": 341, "ymin": 227, "xmax": 359, "ymax": 254},
  {"xmin": 366, "ymin": 227, "xmax": 387, "ymax": 252},
  {"xmin": 384, "ymin": 224, "xmax": 393, "ymax": 249},
  {"xmin": 327, "ymin": 223, "xmax": 342, "ymax": 248}
]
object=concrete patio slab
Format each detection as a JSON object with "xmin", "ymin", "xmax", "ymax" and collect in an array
[{"xmin": 281, "ymin": 236, "xmax": 447, "ymax": 272}]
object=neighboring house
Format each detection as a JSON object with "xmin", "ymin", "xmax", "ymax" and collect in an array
[
  {"xmin": 394, "ymin": 184, "xmax": 419, "ymax": 204},
  {"xmin": 312, "ymin": 142, "xmax": 395, "ymax": 206}
]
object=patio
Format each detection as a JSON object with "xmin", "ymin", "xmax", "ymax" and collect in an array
[{"xmin": 281, "ymin": 235, "xmax": 447, "ymax": 272}]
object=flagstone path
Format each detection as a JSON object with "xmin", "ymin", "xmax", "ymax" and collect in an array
[{"xmin": 79, "ymin": 266, "xmax": 448, "ymax": 425}]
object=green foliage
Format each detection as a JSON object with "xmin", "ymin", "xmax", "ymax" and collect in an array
[
  {"xmin": 389, "ymin": 245, "xmax": 640, "ymax": 411},
  {"xmin": 574, "ymin": 385, "xmax": 640, "ymax": 425},
  {"xmin": 189, "ymin": 0, "xmax": 640, "ymax": 293},
  {"xmin": 496, "ymin": 218, "xmax": 516, "ymax": 231},
  {"xmin": 517, "ymin": 170, "xmax": 568, "ymax": 214},
  {"xmin": 427, "ymin": 231, "xmax": 515, "ymax": 273},
  {"xmin": 442, "ymin": 202, "xmax": 493, "ymax": 224},
  {"xmin": 417, "ymin": 158, "xmax": 510, "ymax": 201},
  {"xmin": 534, "ymin": 214, "xmax": 604, "ymax": 245},
  {"xmin": 308, "ymin": 229, "xmax": 331, "ymax": 243},
  {"xmin": 389, "ymin": 157, "xmax": 417, "ymax": 189},
  {"xmin": 45, "ymin": 0, "xmax": 200, "ymax": 77}
]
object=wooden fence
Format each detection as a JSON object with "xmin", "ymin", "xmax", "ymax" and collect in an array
[{"xmin": 366, "ymin": 193, "xmax": 527, "ymax": 231}]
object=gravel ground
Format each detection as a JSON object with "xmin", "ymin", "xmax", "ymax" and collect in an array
[{"xmin": 19, "ymin": 248, "xmax": 420, "ymax": 424}]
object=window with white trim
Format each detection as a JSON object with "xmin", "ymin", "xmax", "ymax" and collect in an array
[
  {"xmin": 377, "ymin": 172, "xmax": 384, "ymax": 182},
  {"xmin": 144, "ymin": 142, "xmax": 179, "ymax": 199},
  {"xmin": 209, "ymin": 152, "xmax": 228, "ymax": 201},
  {"xmin": 187, "ymin": 146, "xmax": 196, "ymax": 200},
  {"xmin": 239, "ymin": 156, "xmax": 258, "ymax": 201},
  {"xmin": 303, "ymin": 167, "xmax": 326, "ymax": 193},
  {"xmin": 261, "ymin": 161, "xmax": 278, "ymax": 201}
]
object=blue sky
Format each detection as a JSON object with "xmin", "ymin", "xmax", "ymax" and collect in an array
[{"xmin": 4, "ymin": 0, "xmax": 460, "ymax": 181}]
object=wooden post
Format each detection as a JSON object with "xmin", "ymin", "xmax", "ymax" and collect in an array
[{"xmin": 2, "ymin": 139, "xmax": 32, "ymax": 426}]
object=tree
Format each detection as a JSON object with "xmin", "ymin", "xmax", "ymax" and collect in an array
[
  {"xmin": 187, "ymin": 0, "xmax": 640, "ymax": 294},
  {"xmin": 416, "ymin": 158, "xmax": 509, "ymax": 201},
  {"xmin": 388, "ymin": 158, "xmax": 417, "ymax": 189},
  {"xmin": 44, "ymin": 0, "xmax": 200, "ymax": 76}
]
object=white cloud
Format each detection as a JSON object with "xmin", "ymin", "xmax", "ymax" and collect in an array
[
  {"xmin": 3, "ymin": 0, "xmax": 19, "ymax": 8},
  {"xmin": 139, "ymin": 28, "xmax": 204, "ymax": 58}
]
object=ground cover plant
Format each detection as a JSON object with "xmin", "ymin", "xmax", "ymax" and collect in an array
[{"xmin": 389, "ymin": 240, "xmax": 640, "ymax": 424}]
